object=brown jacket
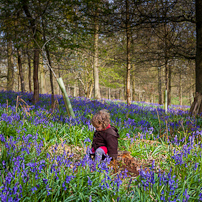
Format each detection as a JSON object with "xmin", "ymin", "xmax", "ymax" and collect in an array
[{"xmin": 92, "ymin": 126, "xmax": 119, "ymax": 158}]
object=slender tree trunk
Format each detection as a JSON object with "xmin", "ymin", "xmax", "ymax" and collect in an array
[
  {"xmin": 126, "ymin": 0, "xmax": 131, "ymax": 106},
  {"xmin": 7, "ymin": 40, "xmax": 14, "ymax": 91},
  {"xmin": 189, "ymin": 74, "xmax": 193, "ymax": 105},
  {"xmin": 23, "ymin": 2, "xmax": 39, "ymax": 103},
  {"xmin": 47, "ymin": 50, "xmax": 54, "ymax": 106},
  {"xmin": 119, "ymin": 89, "xmax": 122, "ymax": 100},
  {"xmin": 108, "ymin": 88, "xmax": 111, "ymax": 100},
  {"xmin": 93, "ymin": 11, "xmax": 101, "ymax": 100},
  {"xmin": 168, "ymin": 65, "xmax": 172, "ymax": 105},
  {"xmin": 165, "ymin": 58, "xmax": 169, "ymax": 100},
  {"xmin": 158, "ymin": 66, "xmax": 162, "ymax": 105},
  {"xmin": 42, "ymin": 18, "xmax": 54, "ymax": 106},
  {"xmin": 18, "ymin": 74, "xmax": 20, "ymax": 92},
  {"xmin": 74, "ymin": 83, "xmax": 77, "ymax": 97},
  {"xmin": 196, "ymin": 0, "xmax": 202, "ymax": 94},
  {"xmin": 17, "ymin": 49, "xmax": 25, "ymax": 92},
  {"xmin": 179, "ymin": 72, "xmax": 183, "ymax": 105},
  {"xmin": 27, "ymin": 50, "xmax": 32, "ymax": 93},
  {"xmin": 40, "ymin": 63, "xmax": 46, "ymax": 94},
  {"xmin": 32, "ymin": 47, "xmax": 40, "ymax": 103},
  {"xmin": 87, "ymin": 81, "xmax": 93, "ymax": 98},
  {"xmin": 89, "ymin": 83, "xmax": 93, "ymax": 98},
  {"xmin": 132, "ymin": 69, "xmax": 135, "ymax": 101}
]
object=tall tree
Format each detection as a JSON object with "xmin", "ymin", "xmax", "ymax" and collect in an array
[
  {"xmin": 125, "ymin": 0, "xmax": 131, "ymax": 105},
  {"xmin": 93, "ymin": 8, "xmax": 101, "ymax": 99},
  {"xmin": 22, "ymin": 0, "xmax": 40, "ymax": 103},
  {"xmin": 17, "ymin": 48, "xmax": 25, "ymax": 92},
  {"xmin": 27, "ymin": 48, "xmax": 32, "ymax": 93},
  {"xmin": 7, "ymin": 40, "xmax": 14, "ymax": 91},
  {"xmin": 196, "ymin": 0, "xmax": 202, "ymax": 94}
]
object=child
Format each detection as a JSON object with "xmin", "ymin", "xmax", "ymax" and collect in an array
[{"xmin": 90, "ymin": 109, "xmax": 119, "ymax": 161}]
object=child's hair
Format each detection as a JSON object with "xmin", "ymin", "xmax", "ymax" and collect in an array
[{"xmin": 91, "ymin": 109, "xmax": 110, "ymax": 129}]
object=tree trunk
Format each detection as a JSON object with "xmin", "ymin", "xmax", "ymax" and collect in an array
[
  {"xmin": 179, "ymin": 72, "xmax": 183, "ymax": 105},
  {"xmin": 27, "ymin": 50, "xmax": 32, "ymax": 93},
  {"xmin": 42, "ymin": 17, "xmax": 54, "ymax": 106},
  {"xmin": 32, "ymin": 47, "xmax": 40, "ymax": 103},
  {"xmin": 126, "ymin": 0, "xmax": 131, "ymax": 106},
  {"xmin": 93, "ymin": 11, "xmax": 101, "ymax": 100},
  {"xmin": 40, "ymin": 64, "xmax": 46, "ymax": 94},
  {"xmin": 165, "ymin": 58, "xmax": 169, "ymax": 105},
  {"xmin": 46, "ymin": 49, "xmax": 54, "ymax": 106},
  {"xmin": 132, "ymin": 70, "xmax": 135, "ymax": 101},
  {"xmin": 189, "ymin": 0, "xmax": 202, "ymax": 116},
  {"xmin": 87, "ymin": 81, "xmax": 93, "ymax": 98},
  {"xmin": 7, "ymin": 40, "xmax": 14, "ymax": 91},
  {"xmin": 158, "ymin": 66, "xmax": 162, "ymax": 104},
  {"xmin": 189, "ymin": 92, "xmax": 202, "ymax": 116},
  {"xmin": 17, "ymin": 49, "xmax": 25, "ymax": 92},
  {"xmin": 89, "ymin": 83, "xmax": 93, "ymax": 98},
  {"xmin": 108, "ymin": 88, "xmax": 111, "ymax": 100},
  {"xmin": 168, "ymin": 65, "xmax": 172, "ymax": 105},
  {"xmin": 23, "ymin": 2, "xmax": 39, "ymax": 103},
  {"xmin": 196, "ymin": 0, "xmax": 202, "ymax": 94},
  {"xmin": 74, "ymin": 83, "xmax": 77, "ymax": 97}
]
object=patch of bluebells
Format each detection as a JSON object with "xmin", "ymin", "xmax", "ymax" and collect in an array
[
  {"xmin": 0, "ymin": 91, "xmax": 199, "ymax": 143},
  {"xmin": 0, "ymin": 91, "xmax": 202, "ymax": 201}
]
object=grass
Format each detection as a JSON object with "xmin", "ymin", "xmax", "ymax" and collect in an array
[{"xmin": 0, "ymin": 91, "xmax": 201, "ymax": 201}]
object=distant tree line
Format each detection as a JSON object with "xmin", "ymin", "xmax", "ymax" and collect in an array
[{"xmin": 0, "ymin": 0, "xmax": 201, "ymax": 107}]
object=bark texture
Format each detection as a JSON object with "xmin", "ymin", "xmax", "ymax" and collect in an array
[
  {"xmin": 189, "ymin": 0, "xmax": 202, "ymax": 116},
  {"xmin": 27, "ymin": 50, "xmax": 32, "ymax": 93},
  {"xmin": 132, "ymin": 69, "xmax": 135, "ymax": 101},
  {"xmin": 126, "ymin": 0, "xmax": 131, "ymax": 106},
  {"xmin": 23, "ymin": 1, "xmax": 40, "ymax": 103},
  {"xmin": 196, "ymin": 0, "xmax": 202, "ymax": 94},
  {"xmin": 158, "ymin": 66, "xmax": 162, "ymax": 105},
  {"xmin": 168, "ymin": 65, "xmax": 172, "ymax": 105},
  {"xmin": 17, "ymin": 49, "xmax": 25, "ymax": 92},
  {"xmin": 189, "ymin": 92, "xmax": 202, "ymax": 116},
  {"xmin": 7, "ymin": 40, "xmax": 14, "ymax": 91},
  {"xmin": 93, "ymin": 11, "xmax": 101, "ymax": 99}
]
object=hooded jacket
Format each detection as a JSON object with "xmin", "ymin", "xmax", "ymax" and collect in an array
[{"xmin": 92, "ymin": 126, "xmax": 119, "ymax": 159}]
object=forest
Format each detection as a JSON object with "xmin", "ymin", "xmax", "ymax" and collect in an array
[
  {"xmin": 1, "ymin": 0, "xmax": 202, "ymax": 107},
  {"xmin": 0, "ymin": 0, "xmax": 202, "ymax": 201}
]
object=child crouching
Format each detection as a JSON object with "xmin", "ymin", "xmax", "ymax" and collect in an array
[{"xmin": 90, "ymin": 109, "xmax": 119, "ymax": 161}]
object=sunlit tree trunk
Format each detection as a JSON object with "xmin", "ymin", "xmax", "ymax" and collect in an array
[
  {"xmin": 93, "ymin": 9, "xmax": 101, "ymax": 99},
  {"xmin": 126, "ymin": 0, "xmax": 131, "ymax": 105},
  {"xmin": 74, "ymin": 83, "xmax": 77, "ymax": 97},
  {"xmin": 89, "ymin": 84, "xmax": 93, "ymax": 98},
  {"xmin": 168, "ymin": 64, "xmax": 172, "ymax": 105},
  {"xmin": 7, "ymin": 40, "xmax": 14, "ymax": 91},
  {"xmin": 40, "ymin": 63, "xmax": 46, "ymax": 94},
  {"xmin": 158, "ymin": 66, "xmax": 162, "ymax": 104},
  {"xmin": 179, "ymin": 70, "xmax": 183, "ymax": 105}
]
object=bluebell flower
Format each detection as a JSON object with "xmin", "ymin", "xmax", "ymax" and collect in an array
[
  {"xmin": 183, "ymin": 189, "xmax": 190, "ymax": 202},
  {"xmin": 89, "ymin": 195, "xmax": 92, "ymax": 202},
  {"xmin": 126, "ymin": 133, "xmax": 130, "ymax": 138},
  {"xmin": 87, "ymin": 176, "xmax": 92, "ymax": 186},
  {"xmin": 31, "ymin": 186, "xmax": 37, "ymax": 193}
]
